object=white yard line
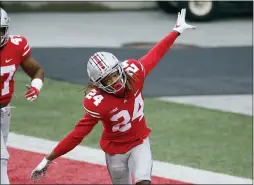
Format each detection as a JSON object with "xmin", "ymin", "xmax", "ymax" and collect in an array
[
  {"xmin": 157, "ymin": 94, "xmax": 253, "ymax": 116},
  {"xmin": 7, "ymin": 132, "xmax": 252, "ymax": 184}
]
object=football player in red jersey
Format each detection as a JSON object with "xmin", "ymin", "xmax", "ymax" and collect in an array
[
  {"xmin": 0, "ymin": 8, "xmax": 44, "ymax": 184},
  {"xmin": 31, "ymin": 9, "xmax": 195, "ymax": 184}
]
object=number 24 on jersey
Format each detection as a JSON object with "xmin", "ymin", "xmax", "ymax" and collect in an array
[
  {"xmin": 86, "ymin": 89, "xmax": 144, "ymax": 133},
  {"xmin": 111, "ymin": 93, "xmax": 144, "ymax": 133}
]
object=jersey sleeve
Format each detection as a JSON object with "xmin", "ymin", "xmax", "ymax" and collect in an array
[
  {"xmin": 53, "ymin": 113, "xmax": 99, "ymax": 156},
  {"xmin": 19, "ymin": 36, "xmax": 31, "ymax": 62},
  {"xmin": 138, "ymin": 31, "xmax": 179, "ymax": 78}
]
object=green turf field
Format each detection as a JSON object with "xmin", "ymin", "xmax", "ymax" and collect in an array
[{"xmin": 10, "ymin": 71, "xmax": 252, "ymax": 178}]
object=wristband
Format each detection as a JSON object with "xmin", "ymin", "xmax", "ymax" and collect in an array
[{"xmin": 31, "ymin": 78, "xmax": 43, "ymax": 91}]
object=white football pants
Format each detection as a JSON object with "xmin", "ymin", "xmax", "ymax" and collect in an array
[
  {"xmin": 1, "ymin": 105, "xmax": 11, "ymax": 184},
  {"xmin": 105, "ymin": 137, "xmax": 153, "ymax": 184}
]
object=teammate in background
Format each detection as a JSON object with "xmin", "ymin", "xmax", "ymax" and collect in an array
[
  {"xmin": 0, "ymin": 8, "xmax": 44, "ymax": 184},
  {"xmin": 31, "ymin": 9, "xmax": 195, "ymax": 185}
]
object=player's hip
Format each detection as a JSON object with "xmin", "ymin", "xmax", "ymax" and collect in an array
[
  {"xmin": 100, "ymin": 129, "xmax": 151, "ymax": 155},
  {"xmin": 0, "ymin": 102, "xmax": 11, "ymax": 113},
  {"xmin": 0, "ymin": 95, "xmax": 13, "ymax": 107},
  {"xmin": 0, "ymin": 103, "xmax": 9, "ymax": 109},
  {"xmin": 103, "ymin": 121, "xmax": 150, "ymax": 139}
]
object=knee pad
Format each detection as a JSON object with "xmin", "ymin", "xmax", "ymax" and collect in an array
[
  {"xmin": 1, "ymin": 159, "xmax": 10, "ymax": 184},
  {"xmin": 107, "ymin": 166, "xmax": 131, "ymax": 184},
  {"xmin": 109, "ymin": 166, "xmax": 128, "ymax": 178}
]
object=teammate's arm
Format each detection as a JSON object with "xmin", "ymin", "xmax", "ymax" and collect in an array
[
  {"xmin": 139, "ymin": 9, "xmax": 195, "ymax": 78},
  {"xmin": 19, "ymin": 36, "xmax": 44, "ymax": 102},
  {"xmin": 21, "ymin": 57, "xmax": 44, "ymax": 83}
]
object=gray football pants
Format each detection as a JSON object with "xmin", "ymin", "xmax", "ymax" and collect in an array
[
  {"xmin": 1, "ymin": 105, "xmax": 11, "ymax": 184},
  {"xmin": 105, "ymin": 137, "xmax": 153, "ymax": 184}
]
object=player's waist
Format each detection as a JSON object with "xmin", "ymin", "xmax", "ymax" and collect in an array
[
  {"xmin": 102, "ymin": 125, "xmax": 150, "ymax": 142},
  {"xmin": 100, "ymin": 131, "xmax": 151, "ymax": 155},
  {"xmin": 0, "ymin": 93, "xmax": 13, "ymax": 106},
  {"xmin": 0, "ymin": 103, "xmax": 9, "ymax": 109}
]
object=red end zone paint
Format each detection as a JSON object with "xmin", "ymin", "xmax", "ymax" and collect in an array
[{"xmin": 8, "ymin": 147, "xmax": 190, "ymax": 184}]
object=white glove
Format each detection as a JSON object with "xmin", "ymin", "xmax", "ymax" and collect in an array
[
  {"xmin": 173, "ymin": 8, "xmax": 196, "ymax": 34},
  {"xmin": 30, "ymin": 157, "xmax": 51, "ymax": 182}
]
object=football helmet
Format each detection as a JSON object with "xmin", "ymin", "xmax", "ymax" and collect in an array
[
  {"xmin": 87, "ymin": 51, "xmax": 127, "ymax": 94},
  {"xmin": 0, "ymin": 8, "xmax": 10, "ymax": 47}
]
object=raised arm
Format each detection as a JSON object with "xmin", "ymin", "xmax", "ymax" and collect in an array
[
  {"xmin": 139, "ymin": 31, "xmax": 179, "ymax": 77},
  {"xmin": 139, "ymin": 8, "xmax": 195, "ymax": 77}
]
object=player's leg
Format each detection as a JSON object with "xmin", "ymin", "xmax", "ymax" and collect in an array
[
  {"xmin": 105, "ymin": 151, "xmax": 132, "ymax": 184},
  {"xmin": 1, "ymin": 107, "xmax": 11, "ymax": 143},
  {"xmin": 1, "ymin": 151, "xmax": 9, "ymax": 184},
  {"xmin": 1, "ymin": 107, "xmax": 11, "ymax": 184},
  {"xmin": 129, "ymin": 137, "xmax": 153, "ymax": 185}
]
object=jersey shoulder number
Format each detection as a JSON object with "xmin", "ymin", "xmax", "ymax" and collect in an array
[
  {"xmin": 122, "ymin": 59, "xmax": 145, "ymax": 79},
  {"xmin": 83, "ymin": 88, "xmax": 105, "ymax": 119},
  {"xmin": 9, "ymin": 35, "xmax": 31, "ymax": 60}
]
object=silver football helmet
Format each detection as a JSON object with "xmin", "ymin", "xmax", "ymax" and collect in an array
[
  {"xmin": 0, "ymin": 8, "xmax": 10, "ymax": 47},
  {"xmin": 87, "ymin": 51, "xmax": 127, "ymax": 93}
]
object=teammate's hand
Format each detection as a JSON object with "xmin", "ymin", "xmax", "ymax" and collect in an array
[
  {"xmin": 30, "ymin": 157, "xmax": 51, "ymax": 182},
  {"xmin": 173, "ymin": 8, "xmax": 196, "ymax": 34},
  {"xmin": 25, "ymin": 85, "xmax": 40, "ymax": 102}
]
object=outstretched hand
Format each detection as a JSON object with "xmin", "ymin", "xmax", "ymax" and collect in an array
[{"xmin": 173, "ymin": 8, "xmax": 196, "ymax": 34}]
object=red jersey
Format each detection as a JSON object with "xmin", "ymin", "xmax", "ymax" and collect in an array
[
  {"xmin": 0, "ymin": 35, "xmax": 31, "ymax": 104},
  {"xmin": 84, "ymin": 59, "xmax": 149, "ymax": 154},
  {"xmin": 53, "ymin": 31, "xmax": 179, "ymax": 156}
]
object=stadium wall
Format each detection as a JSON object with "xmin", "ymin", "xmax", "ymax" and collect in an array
[{"xmin": 24, "ymin": 46, "xmax": 252, "ymax": 97}]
